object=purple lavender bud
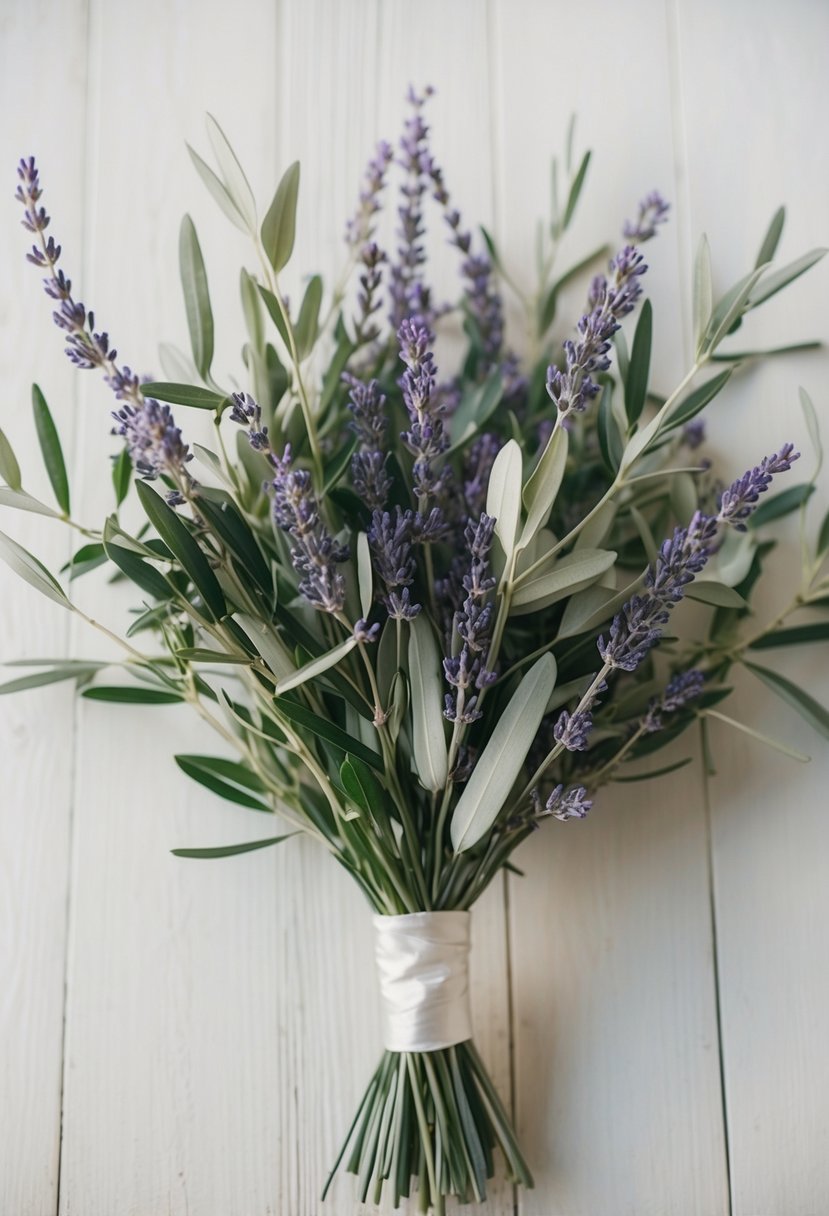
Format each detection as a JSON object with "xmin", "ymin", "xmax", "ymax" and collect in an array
[
  {"xmin": 717, "ymin": 444, "xmax": 800, "ymax": 531},
  {"xmin": 368, "ymin": 506, "xmax": 421, "ymax": 619},
  {"xmin": 464, "ymin": 432, "xmax": 501, "ymax": 518},
  {"xmin": 643, "ymin": 667, "xmax": 705, "ymax": 733},
  {"xmin": 542, "ymin": 784, "xmax": 593, "ymax": 821},
  {"xmin": 398, "ymin": 319, "xmax": 450, "ymax": 517},
  {"xmin": 345, "ymin": 140, "xmax": 394, "ymax": 250},
  {"xmin": 352, "ymin": 240, "xmax": 388, "ymax": 345},
  {"xmin": 553, "ymin": 708, "xmax": 593, "ymax": 752},
  {"xmin": 343, "ymin": 374, "xmax": 391, "ymax": 509},
  {"xmin": 443, "ymin": 512, "xmax": 497, "ymax": 725},
  {"xmin": 623, "ymin": 190, "xmax": 670, "ymax": 242},
  {"xmin": 682, "ymin": 419, "xmax": 706, "ymax": 450},
  {"xmin": 389, "ymin": 86, "xmax": 436, "ymax": 329},
  {"xmin": 112, "ymin": 398, "xmax": 193, "ymax": 483},
  {"xmin": 229, "ymin": 391, "xmax": 270, "ymax": 450},
  {"xmin": 546, "ymin": 244, "xmax": 648, "ymax": 420},
  {"xmin": 353, "ymin": 619, "xmax": 381, "ymax": 643},
  {"xmin": 271, "ymin": 448, "xmax": 347, "ymax": 614}
]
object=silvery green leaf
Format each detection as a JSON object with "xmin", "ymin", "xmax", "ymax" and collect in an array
[
  {"xmin": 192, "ymin": 443, "xmax": 234, "ymax": 489},
  {"xmin": 545, "ymin": 673, "xmax": 593, "ymax": 715},
  {"xmin": 693, "ymin": 234, "xmax": 713, "ymax": 354},
  {"xmin": 711, "ymin": 340, "xmax": 822, "ymax": 362},
  {"xmin": 620, "ymin": 409, "xmax": 662, "ymax": 471},
  {"xmin": 755, "ymin": 206, "xmax": 785, "ymax": 269},
  {"xmin": 0, "ymin": 426, "xmax": 22, "ymax": 491},
  {"xmin": 0, "ymin": 662, "xmax": 104, "ymax": 696},
  {"xmin": 747, "ymin": 248, "xmax": 827, "ymax": 309},
  {"xmin": 187, "ymin": 143, "xmax": 248, "ymax": 232},
  {"xmin": 597, "ymin": 383, "xmax": 624, "ymax": 474},
  {"xmin": 799, "ymin": 386, "xmax": 822, "ymax": 477},
  {"xmin": 388, "ymin": 668, "xmax": 408, "ymax": 742},
  {"xmin": 179, "ymin": 215, "xmax": 214, "ymax": 380},
  {"xmin": 234, "ymin": 614, "xmax": 294, "ymax": 680},
  {"xmin": 558, "ymin": 573, "xmax": 641, "ymax": 639},
  {"xmin": 0, "ymin": 487, "xmax": 60, "ymax": 518},
  {"xmin": 629, "ymin": 506, "xmax": 658, "ymax": 565},
  {"xmin": 295, "ymin": 275, "xmax": 323, "ymax": 361},
  {"xmin": 704, "ymin": 265, "xmax": 767, "ymax": 353},
  {"xmin": 519, "ymin": 426, "xmax": 568, "ymax": 549},
  {"xmin": 487, "ymin": 438, "xmax": 523, "ymax": 564},
  {"xmin": 408, "ymin": 614, "xmax": 448, "ymax": 792},
  {"xmin": 0, "ymin": 530, "xmax": 71, "ymax": 609},
  {"xmin": 273, "ymin": 634, "xmax": 358, "ymax": 695},
  {"xmin": 141, "ymin": 382, "xmax": 227, "ymax": 411},
  {"xmin": 614, "ymin": 328, "xmax": 629, "ymax": 383},
  {"xmin": 240, "ymin": 268, "xmax": 265, "ymax": 354},
  {"xmin": 512, "ymin": 548, "xmax": 616, "ymax": 614},
  {"xmin": 158, "ymin": 342, "xmax": 199, "ymax": 384},
  {"xmin": 575, "ymin": 500, "xmax": 617, "ymax": 550},
  {"xmin": 625, "ymin": 299, "xmax": 652, "ymax": 425},
  {"xmin": 704, "ymin": 708, "xmax": 810, "ymax": 763},
  {"xmin": 750, "ymin": 483, "xmax": 814, "ymax": 528},
  {"xmin": 450, "ymin": 371, "xmax": 503, "ymax": 449},
  {"xmin": 669, "ymin": 472, "xmax": 700, "ymax": 525},
  {"xmin": 205, "ymin": 113, "xmax": 257, "ymax": 230},
  {"xmin": 450, "ymin": 653, "xmax": 557, "ymax": 852},
  {"xmin": 32, "ymin": 384, "xmax": 70, "ymax": 515},
  {"xmin": 172, "ymin": 833, "xmax": 293, "ymax": 860},
  {"xmin": 685, "ymin": 580, "xmax": 748, "ymax": 609},
  {"xmin": 705, "ymin": 529, "xmax": 755, "ymax": 587},
  {"xmin": 562, "ymin": 150, "xmax": 591, "ymax": 230},
  {"xmin": 749, "ymin": 623, "xmax": 829, "ymax": 650},
  {"xmin": 743, "ymin": 661, "xmax": 829, "ymax": 741},
  {"xmin": 357, "ymin": 532, "xmax": 372, "ymax": 618},
  {"xmin": 261, "ymin": 161, "xmax": 300, "ymax": 275},
  {"xmin": 665, "ymin": 367, "xmax": 734, "ymax": 431}
]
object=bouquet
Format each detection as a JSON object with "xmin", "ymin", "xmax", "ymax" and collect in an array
[{"xmin": 3, "ymin": 87, "xmax": 828, "ymax": 1212}]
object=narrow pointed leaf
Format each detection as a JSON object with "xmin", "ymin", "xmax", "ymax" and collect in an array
[
  {"xmin": 0, "ymin": 663, "xmax": 103, "ymax": 696},
  {"xmin": 32, "ymin": 384, "xmax": 70, "ymax": 514},
  {"xmin": 179, "ymin": 215, "xmax": 214, "ymax": 379},
  {"xmin": 743, "ymin": 661, "xmax": 829, "ymax": 741},
  {"xmin": 799, "ymin": 386, "xmax": 822, "ymax": 476},
  {"xmin": 274, "ymin": 695, "xmax": 383, "ymax": 773},
  {"xmin": 598, "ymin": 383, "xmax": 623, "ymax": 474},
  {"xmin": 261, "ymin": 160, "xmax": 300, "ymax": 274},
  {"xmin": 487, "ymin": 439, "xmax": 523, "ymax": 561},
  {"xmin": 187, "ymin": 143, "xmax": 247, "ymax": 231},
  {"xmin": 520, "ymin": 426, "xmax": 568, "ymax": 548},
  {"xmin": 175, "ymin": 754, "xmax": 270, "ymax": 810},
  {"xmin": 205, "ymin": 113, "xmax": 256, "ymax": 229},
  {"xmin": 625, "ymin": 299, "xmax": 652, "ymax": 425},
  {"xmin": 103, "ymin": 530, "xmax": 172, "ymax": 601},
  {"xmin": 749, "ymin": 483, "xmax": 814, "ymax": 529},
  {"xmin": 83, "ymin": 685, "xmax": 183, "ymax": 704},
  {"xmin": 64, "ymin": 542, "xmax": 107, "ymax": 580},
  {"xmin": 665, "ymin": 367, "xmax": 734, "ymax": 430},
  {"xmin": 685, "ymin": 580, "xmax": 748, "ymax": 609},
  {"xmin": 408, "ymin": 614, "xmax": 448, "ymax": 792},
  {"xmin": 614, "ymin": 757, "xmax": 693, "ymax": 783},
  {"xmin": 0, "ymin": 487, "xmax": 60, "ymax": 517},
  {"xmin": 451, "ymin": 654, "xmax": 558, "ymax": 852},
  {"xmin": 755, "ymin": 206, "xmax": 785, "ymax": 269},
  {"xmin": 0, "ymin": 426, "xmax": 22, "ymax": 490},
  {"xmin": 172, "ymin": 833, "xmax": 293, "ymax": 859},
  {"xmin": 357, "ymin": 532, "xmax": 373, "ymax": 617},
  {"xmin": 748, "ymin": 248, "xmax": 827, "ymax": 309},
  {"xmin": 705, "ymin": 265, "xmax": 767, "ymax": 353},
  {"xmin": 0, "ymin": 530, "xmax": 71, "ymax": 608},
  {"xmin": 704, "ymin": 708, "xmax": 810, "ymax": 762},
  {"xmin": 273, "ymin": 635, "xmax": 358, "ymax": 695},
  {"xmin": 512, "ymin": 548, "xmax": 616, "ymax": 613},
  {"xmin": 295, "ymin": 274, "xmax": 323, "ymax": 361},
  {"xmin": 135, "ymin": 480, "xmax": 226, "ymax": 621},
  {"xmin": 749, "ymin": 623, "xmax": 829, "ymax": 650},
  {"xmin": 112, "ymin": 447, "xmax": 132, "ymax": 505},
  {"xmin": 562, "ymin": 150, "xmax": 591, "ymax": 229},
  {"xmin": 140, "ymin": 382, "xmax": 228, "ymax": 411},
  {"xmin": 693, "ymin": 234, "xmax": 713, "ymax": 353}
]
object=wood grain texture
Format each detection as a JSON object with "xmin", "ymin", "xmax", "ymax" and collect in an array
[
  {"xmin": 674, "ymin": 2, "xmax": 829, "ymax": 1212},
  {"xmin": 0, "ymin": 0, "xmax": 827, "ymax": 1213},
  {"xmin": 0, "ymin": 3, "xmax": 88, "ymax": 1213}
]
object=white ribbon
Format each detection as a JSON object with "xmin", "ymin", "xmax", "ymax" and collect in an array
[{"xmin": 373, "ymin": 911, "xmax": 472, "ymax": 1053}]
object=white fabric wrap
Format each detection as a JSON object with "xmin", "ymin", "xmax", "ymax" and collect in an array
[{"xmin": 373, "ymin": 911, "xmax": 472, "ymax": 1053}]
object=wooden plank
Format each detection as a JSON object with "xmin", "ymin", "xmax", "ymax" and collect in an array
[
  {"xmin": 674, "ymin": 2, "xmax": 829, "ymax": 1212},
  {"xmin": 0, "ymin": 2, "xmax": 88, "ymax": 1212},
  {"xmin": 491, "ymin": 1, "xmax": 730, "ymax": 1211}
]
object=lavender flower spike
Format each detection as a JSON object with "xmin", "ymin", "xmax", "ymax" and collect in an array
[
  {"xmin": 345, "ymin": 140, "xmax": 394, "ymax": 250},
  {"xmin": 368, "ymin": 506, "xmax": 421, "ymax": 620},
  {"xmin": 398, "ymin": 319, "xmax": 450, "ymax": 518},
  {"xmin": 271, "ymin": 447, "xmax": 347, "ymax": 614},
  {"xmin": 229, "ymin": 392, "xmax": 270, "ymax": 450},
  {"xmin": 546, "ymin": 243, "xmax": 647, "ymax": 420},
  {"xmin": 642, "ymin": 668, "xmax": 705, "ymax": 733},
  {"xmin": 389, "ymin": 85, "xmax": 436, "ymax": 328},
  {"xmin": 624, "ymin": 190, "xmax": 670, "ymax": 242},
  {"xmin": 444, "ymin": 514, "xmax": 498, "ymax": 725},
  {"xmin": 344, "ymin": 374, "xmax": 391, "ymax": 510},
  {"xmin": 543, "ymin": 784, "xmax": 593, "ymax": 821},
  {"xmin": 717, "ymin": 444, "xmax": 800, "ymax": 531}
]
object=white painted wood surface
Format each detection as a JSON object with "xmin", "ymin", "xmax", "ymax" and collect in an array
[{"xmin": 0, "ymin": 1, "xmax": 827, "ymax": 1213}]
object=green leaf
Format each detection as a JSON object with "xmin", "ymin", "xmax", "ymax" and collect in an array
[
  {"xmin": 451, "ymin": 654, "xmax": 558, "ymax": 852},
  {"xmin": 665, "ymin": 367, "xmax": 734, "ymax": 430},
  {"xmin": 274, "ymin": 696, "xmax": 383, "ymax": 773},
  {"xmin": 487, "ymin": 439, "xmax": 523, "ymax": 562},
  {"xmin": 597, "ymin": 383, "xmax": 623, "ymax": 475},
  {"xmin": 240, "ymin": 268, "xmax": 265, "ymax": 353},
  {"xmin": 261, "ymin": 160, "xmax": 300, "ymax": 274},
  {"xmin": 83, "ymin": 685, "xmax": 183, "ymax": 704},
  {"xmin": 562, "ymin": 150, "xmax": 591, "ymax": 230},
  {"xmin": 755, "ymin": 206, "xmax": 785, "ymax": 269},
  {"xmin": 32, "ymin": 384, "xmax": 70, "ymax": 514},
  {"xmin": 748, "ymin": 248, "xmax": 827, "ymax": 309},
  {"xmin": 0, "ymin": 426, "xmax": 22, "ymax": 490},
  {"xmin": 539, "ymin": 245, "xmax": 608, "ymax": 334},
  {"xmin": 112, "ymin": 447, "xmax": 132, "ymax": 506},
  {"xmin": 685, "ymin": 580, "xmax": 748, "ymax": 609},
  {"xmin": 357, "ymin": 532, "xmax": 372, "ymax": 618},
  {"xmin": 800, "ymin": 386, "xmax": 822, "ymax": 477},
  {"xmin": 64, "ymin": 542, "xmax": 107, "ymax": 580},
  {"xmin": 257, "ymin": 284, "xmax": 291, "ymax": 348},
  {"xmin": 749, "ymin": 623, "xmax": 829, "ymax": 650},
  {"xmin": 519, "ymin": 425, "xmax": 568, "ymax": 548},
  {"xmin": 818, "ymin": 507, "xmax": 829, "ymax": 557},
  {"xmin": 172, "ymin": 833, "xmax": 292, "ymax": 859},
  {"xmin": 692, "ymin": 234, "xmax": 713, "ymax": 354},
  {"xmin": 135, "ymin": 481, "xmax": 226, "ymax": 621},
  {"xmin": 625, "ymin": 299, "xmax": 652, "ymax": 425},
  {"xmin": 0, "ymin": 662, "xmax": 104, "ymax": 696},
  {"xmin": 273, "ymin": 635, "xmax": 358, "ymax": 695},
  {"xmin": 195, "ymin": 496, "xmax": 272, "ymax": 596},
  {"xmin": 711, "ymin": 341, "xmax": 823, "ymax": 362},
  {"xmin": 743, "ymin": 661, "xmax": 829, "ymax": 741},
  {"xmin": 0, "ymin": 487, "xmax": 60, "ymax": 517},
  {"xmin": 512, "ymin": 548, "xmax": 616, "ymax": 613},
  {"xmin": 179, "ymin": 215, "xmax": 214, "ymax": 380},
  {"xmin": 408, "ymin": 614, "xmax": 448, "ymax": 792},
  {"xmin": 704, "ymin": 707, "xmax": 810, "ymax": 763},
  {"xmin": 614, "ymin": 757, "xmax": 693, "ymax": 783},
  {"xmin": 103, "ymin": 528, "xmax": 172, "ymax": 601},
  {"xmin": 139, "ymin": 382, "xmax": 228, "ymax": 411},
  {"xmin": 295, "ymin": 274, "xmax": 323, "ymax": 361},
  {"xmin": 175, "ymin": 754, "xmax": 270, "ymax": 811},
  {"xmin": 187, "ymin": 143, "xmax": 248, "ymax": 232},
  {"xmin": 175, "ymin": 647, "xmax": 250, "ymax": 664},
  {"xmin": 450, "ymin": 372, "xmax": 504, "ymax": 449},
  {"xmin": 205, "ymin": 113, "xmax": 256, "ymax": 230},
  {"xmin": 340, "ymin": 754, "xmax": 384, "ymax": 816},
  {"xmin": 0, "ymin": 530, "xmax": 71, "ymax": 609},
  {"xmin": 750, "ymin": 483, "xmax": 815, "ymax": 529},
  {"xmin": 704, "ymin": 265, "xmax": 767, "ymax": 353}
]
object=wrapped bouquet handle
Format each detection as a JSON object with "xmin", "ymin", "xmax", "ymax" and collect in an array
[{"xmin": 374, "ymin": 911, "xmax": 472, "ymax": 1052}]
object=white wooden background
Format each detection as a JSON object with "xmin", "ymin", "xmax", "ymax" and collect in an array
[{"xmin": 1, "ymin": 1, "xmax": 828, "ymax": 1213}]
